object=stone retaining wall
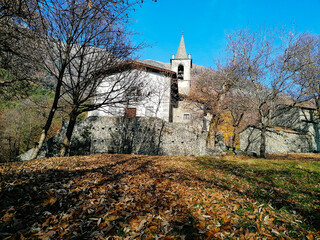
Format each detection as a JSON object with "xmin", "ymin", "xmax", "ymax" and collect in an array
[
  {"xmin": 19, "ymin": 116, "xmax": 223, "ymax": 160},
  {"xmin": 240, "ymin": 126, "xmax": 315, "ymax": 154}
]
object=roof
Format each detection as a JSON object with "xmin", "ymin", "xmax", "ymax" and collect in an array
[
  {"xmin": 295, "ymin": 102, "xmax": 316, "ymax": 110},
  {"xmin": 131, "ymin": 61, "xmax": 176, "ymax": 76},
  {"xmin": 176, "ymin": 35, "xmax": 188, "ymax": 59},
  {"xmin": 137, "ymin": 59, "xmax": 171, "ymax": 71},
  {"xmin": 99, "ymin": 60, "xmax": 176, "ymax": 77}
]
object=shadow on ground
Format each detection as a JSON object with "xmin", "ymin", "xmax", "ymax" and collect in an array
[{"xmin": 0, "ymin": 155, "xmax": 203, "ymax": 239}]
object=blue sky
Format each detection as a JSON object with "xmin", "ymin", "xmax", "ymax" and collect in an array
[{"xmin": 130, "ymin": 0, "xmax": 320, "ymax": 68}]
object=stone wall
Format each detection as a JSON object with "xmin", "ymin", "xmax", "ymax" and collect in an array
[
  {"xmin": 19, "ymin": 116, "xmax": 223, "ymax": 160},
  {"xmin": 271, "ymin": 107, "xmax": 320, "ymax": 152},
  {"xmin": 240, "ymin": 126, "xmax": 315, "ymax": 154},
  {"xmin": 72, "ymin": 116, "xmax": 216, "ymax": 156}
]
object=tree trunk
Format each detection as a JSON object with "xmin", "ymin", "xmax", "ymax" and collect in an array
[
  {"xmin": 231, "ymin": 128, "xmax": 237, "ymax": 153},
  {"xmin": 8, "ymin": 137, "xmax": 13, "ymax": 160},
  {"xmin": 59, "ymin": 111, "xmax": 78, "ymax": 157},
  {"xmin": 26, "ymin": 122, "xmax": 32, "ymax": 150},
  {"xmin": 30, "ymin": 100, "xmax": 59, "ymax": 159},
  {"xmin": 314, "ymin": 99, "xmax": 320, "ymax": 152},
  {"xmin": 206, "ymin": 115, "xmax": 219, "ymax": 149},
  {"xmin": 260, "ymin": 126, "xmax": 267, "ymax": 158},
  {"xmin": 30, "ymin": 73, "xmax": 64, "ymax": 160}
]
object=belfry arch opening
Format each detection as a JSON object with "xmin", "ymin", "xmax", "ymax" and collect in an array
[{"xmin": 178, "ymin": 64, "xmax": 184, "ymax": 80}]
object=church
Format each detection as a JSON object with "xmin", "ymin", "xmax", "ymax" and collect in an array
[
  {"xmin": 88, "ymin": 35, "xmax": 202, "ymax": 125},
  {"xmin": 18, "ymin": 35, "xmax": 217, "ymax": 160}
]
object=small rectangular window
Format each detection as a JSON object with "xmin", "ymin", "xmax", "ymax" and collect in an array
[{"xmin": 125, "ymin": 108, "xmax": 136, "ymax": 117}]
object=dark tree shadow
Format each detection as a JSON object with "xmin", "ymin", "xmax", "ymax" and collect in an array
[
  {"xmin": 109, "ymin": 116, "xmax": 165, "ymax": 155},
  {"xmin": 35, "ymin": 116, "xmax": 165, "ymax": 158},
  {"xmin": 0, "ymin": 155, "xmax": 203, "ymax": 239}
]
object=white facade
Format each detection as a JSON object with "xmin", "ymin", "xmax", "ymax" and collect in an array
[
  {"xmin": 88, "ymin": 69, "xmax": 172, "ymax": 122},
  {"xmin": 89, "ymin": 34, "xmax": 199, "ymax": 124}
]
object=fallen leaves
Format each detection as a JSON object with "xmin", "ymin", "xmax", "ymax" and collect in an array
[{"xmin": 0, "ymin": 154, "xmax": 319, "ymax": 239}]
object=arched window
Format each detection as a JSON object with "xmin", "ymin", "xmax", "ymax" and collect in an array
[{"xmin": 178, "ymin": 64, "xmax": 184, "ymax": 80}]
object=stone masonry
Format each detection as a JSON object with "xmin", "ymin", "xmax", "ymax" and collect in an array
[{"xmin": 19, "ymin": 116, "xmax": 223, "ymax": 160}]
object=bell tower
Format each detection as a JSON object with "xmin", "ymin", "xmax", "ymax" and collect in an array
[{"xmin": 170, "ymin": 34, "xmax": 192, "ymax": 95}]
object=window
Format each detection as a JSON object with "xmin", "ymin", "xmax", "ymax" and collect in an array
[
  {"xmin": 183, "ymin": 113, "xmax": 190, "ymax": 120},
  {"xmin": 125, "ymin": 108, "xmax": 136, "ymax": 117}
]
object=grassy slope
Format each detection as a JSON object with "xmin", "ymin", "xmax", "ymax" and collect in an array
[{"xmin": 0, "ymin": 153, "xmax": 319, "ymax": 239}]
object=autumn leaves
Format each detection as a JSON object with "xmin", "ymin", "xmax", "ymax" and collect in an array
[{"xmin": 0, "ymin": 154, "xmax": 319, "ymax": 239}]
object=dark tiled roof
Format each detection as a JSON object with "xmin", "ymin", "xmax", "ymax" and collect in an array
[
  {"xmin": 137, "ymin": 60, "xmax": 170, "ymax": 70},
  {"xmin": 99, "ymin": 60, "xmax": 176, "ymax": 77}
]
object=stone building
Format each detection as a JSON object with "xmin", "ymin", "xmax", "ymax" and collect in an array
[
  {"xmin": 73, "ymin": 33, "xmax": 320, "ymax": 156},
  {"xmin": 88, "ymin": 34, "xmax": 204, "ymax": 126},
  {"xmin": 18, "ymin": 35, "xmax": 219, "ymax": 160},
  {"xmin": 240, "ymin": 106, "xmax": 319, "ymax": 154}
]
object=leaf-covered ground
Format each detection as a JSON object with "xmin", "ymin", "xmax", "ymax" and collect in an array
[{"xmin": 0, "ymin": 153, "xmax": 320, "ymax": 239}]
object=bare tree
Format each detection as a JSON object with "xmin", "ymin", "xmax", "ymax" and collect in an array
[
  {"xmin": 224, "ymin": 28, "xmax": 308, "ymax": 157},
  {"xmin": 58, "ymin": 62, "xmax": 152, "ymax": 156},
  {"xmin": 31, "ymin": 0, "xmax": 151, "ymax": 159},
  {"xmin": 0, "ymin": 0, "xmax": 39, "ymax": 20},
  {"xmin": 223, "ymin": 91, "xmax": 253, "ymax": 151},
  {"xmin": 189, "ymin": 65, "xmax": 236, "ymax": 149},
  {"xmin": 293, "ymin": 34, "xmax": 320, "ymax": 112}
]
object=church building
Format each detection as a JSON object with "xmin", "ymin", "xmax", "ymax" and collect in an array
[{"xmin": 88, "ymin": 35, "xmax": 198, "ymax": 124}]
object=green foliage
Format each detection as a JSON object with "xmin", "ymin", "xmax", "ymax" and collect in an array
[
  {"xmin": 0, "ymin": 84, "xmax": 61, "ymax": 162},
  {"xmin": 0, "ymin": 68, "xmax": 32, "ymax": 100},
  {"xmin": 27, "ymin": 84, "xmax": 54, "ymax": 99},
  {"xmin": 0, "ymin": 68, "xmax": 12, "ymax": 81},
  {"xmin": 0, "ymin": 84, "xmax": 53, "ymax": 110}
]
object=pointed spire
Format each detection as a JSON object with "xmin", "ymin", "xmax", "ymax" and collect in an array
[{"xmin": 176, "ymin": 34, "xmax": 188, "ymax": 59}]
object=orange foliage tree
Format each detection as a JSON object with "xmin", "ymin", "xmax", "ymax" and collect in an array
[{"xmin": 188, "ymin": 66, "xmax": 241, "ymax": 150}]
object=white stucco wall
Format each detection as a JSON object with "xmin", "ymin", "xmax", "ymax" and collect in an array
[{"xmin": 88, "ymin": 70, "xmax": 172, "ymax": 122}]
